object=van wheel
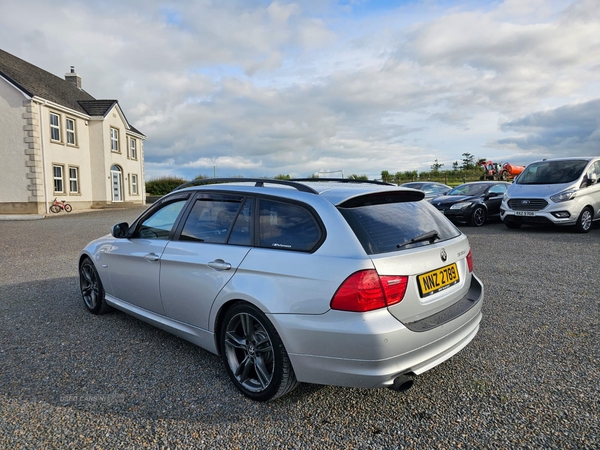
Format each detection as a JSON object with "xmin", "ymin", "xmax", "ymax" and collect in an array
[{"xmin": 574, "ymin": 207, "xmax": 593, "ymax": 233}]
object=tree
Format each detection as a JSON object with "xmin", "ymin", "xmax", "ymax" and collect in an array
[
  {"xmin": 461, "ymin": 153, "xmax": 476, "ymax": 171},
  {"xmin": 404, "ymin": 170, "xmax": 417, "ymax": 181},
  {"xmin": 274, "ymin": 174, "xmax": 291, "ymax": 180},
  {"xmin": 145, "ymin": 176, "xmax": 189, "ymax": 195},
  {"xmin": 381, "ymin": 170, "xmax": 392, "ymax": 183},
  {"xmin": 431, "ymin": 159, "xmax": 444, "ymax": 173},
  {"xmin": 452, "ymin": 161, "xmax": 459, "ymax": 172}
]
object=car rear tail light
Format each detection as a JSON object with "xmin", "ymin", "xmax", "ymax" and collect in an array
[
  {"xmin": 330, "ymin": 270, "xmax": 408, "ymax": 312},
  {"xmin": 466, "ymin": 249, "xmax": 474, "ymax": 273}
]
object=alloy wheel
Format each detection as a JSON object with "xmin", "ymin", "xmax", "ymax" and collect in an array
[{"xmin": 224, "ymin": 312, "xmax": 275, "ymax": 393}]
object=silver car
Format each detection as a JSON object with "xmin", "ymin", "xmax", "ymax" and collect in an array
[
  {"xmin": 501, "ymin": 157, "xmax": 600, "ymax": 232},
  {"xmin": 400, "ymin": 181, "xmax": 451, "ymax": 200},
  {"xmin": 79, "ymin": 178, "xmax": 484, "ymax": 401}
]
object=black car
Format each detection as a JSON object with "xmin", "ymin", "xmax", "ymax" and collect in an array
[{"xmin": 430, "ymin": 181, "xmax": 509, "ymax": 226}]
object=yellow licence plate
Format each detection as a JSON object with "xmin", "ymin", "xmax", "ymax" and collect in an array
[{"xmin": 417, "ymin": 263, "xmax": 459, "ymax": 297}]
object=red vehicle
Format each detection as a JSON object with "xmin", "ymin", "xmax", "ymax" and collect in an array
[{"xmin": 478, "ymin": 161, "xmax": 525, "ymax": 181}]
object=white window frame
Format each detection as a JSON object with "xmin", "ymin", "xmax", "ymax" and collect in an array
[
  {"xmin": 129, "ymin": 138, "xmax": 137, "ymax": 160},
  {"xmin": 53, "ymin": 164, "xmax": 64, "ymax": 193},
  {"xmin": 110, "ymin": 127, "xmax": 120, "ymax": 152},
  {"xmin": 69, "ymin": 166, "xmax": 79, "ymax": 194},
  {"xmin": 131, "ymin": 173, "xmax": 138, "ymax": 195},
  {"xmin": 50, "ymin": 113, "xmax": 61, "ymax": 142},
  {"xmin": 66, "ymin": 118, "xmax": 77, "ymax": 145}
]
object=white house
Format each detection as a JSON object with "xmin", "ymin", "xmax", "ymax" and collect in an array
[{"xmin": 0, "ymin": 48, "xmax": 146, "ymax": 215}]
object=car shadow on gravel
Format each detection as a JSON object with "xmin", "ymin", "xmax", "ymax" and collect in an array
[{"xmin": 1, "ymin": 277, "xmax": 373, "ymax": 423}]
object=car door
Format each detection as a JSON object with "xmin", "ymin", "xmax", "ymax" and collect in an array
[
  {"xmin": 159, "ymin": 194, "xmax": 253, "ymax": 329},
  {"xmin": 103, "ymin": 195, "xmax": 190, "ymax": 314},
  {"xmin": 584, "ymin": 160, "xmax": 600, "ymax": 219},
  {"xmin": 485, "ymin": 184, "xmax": 507, "ymax": 218}
]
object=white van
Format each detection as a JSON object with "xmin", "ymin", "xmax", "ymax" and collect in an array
[{"xmin": 500, "ymin": 157, "xmax": 600, "ymax": 233}]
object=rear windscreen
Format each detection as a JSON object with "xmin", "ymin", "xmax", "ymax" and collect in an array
[{"xmin": 339, "ymin": 200, "xmax": 461, "ymax": 255}]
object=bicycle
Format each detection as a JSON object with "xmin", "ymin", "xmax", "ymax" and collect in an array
[{"xmin": 50, "ymin": 197, "xmax": 72, "ymax": 213}]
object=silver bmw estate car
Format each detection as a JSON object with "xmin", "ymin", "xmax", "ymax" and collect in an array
[{"xmin": 80, "ymin": 178, "xmax": 484, "ymax": 401}]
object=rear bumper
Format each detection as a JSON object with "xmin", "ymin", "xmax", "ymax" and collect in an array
[{"xmin": 269, "ymin": 275, "xmax": 484, "ymax": 388}]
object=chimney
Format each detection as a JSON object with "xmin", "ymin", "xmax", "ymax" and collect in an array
[{"xmin": 65, "ymin": 66, "xmax": 82, "ymax": 89}]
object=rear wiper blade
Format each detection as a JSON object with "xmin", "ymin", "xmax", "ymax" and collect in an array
[{"xmin": 397, "ymin": 230, "xmax": 440, "ymax": 249}]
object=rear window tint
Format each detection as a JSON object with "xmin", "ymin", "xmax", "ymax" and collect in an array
[
  {"xmin": 259, "ymin": 199, "xmax": 321, "ymax": 251},
  {"xmin": 339, "ymin": 201, "xmax": 460, "ymax": 255},
  {"xmin": 180, "ymin": 197, "xmax": 242, "ymax": 244}
]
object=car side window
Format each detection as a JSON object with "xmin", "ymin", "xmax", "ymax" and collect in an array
[
  {"xmin": 137, "ymin": 200, "xmax": 188, "ymax": 240},
  {"xmin": 228, "ymin": 199, "xmax": 253, "ymax": 246},
  {"xmin": 180, "ymin": 196, "xmax": 243, "ymax": 244},
  {"xmin": 258, "ymin": 199, "xmax": 321, "ymax": 252},
  {"xmin": 585, "ymin": 161, "xmax": 600, "ymax": 185},
  {"xmin": 489, "ymin": 184, "xmax": 507, "ymax": 194}
]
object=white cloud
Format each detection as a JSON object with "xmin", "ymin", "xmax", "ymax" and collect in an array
[{"xmin": 1, "ymin": 0, "xmax": 599, "ymax": 179}]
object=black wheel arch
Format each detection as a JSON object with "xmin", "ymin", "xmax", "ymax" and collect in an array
[{"xmin": 214, "ymin": 299, "xmax": 248, "ymax": 355}]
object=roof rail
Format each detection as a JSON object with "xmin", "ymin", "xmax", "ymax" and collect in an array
[
  {"xmin": 290, "ymin": 178, "xmax": 395, "ymax": 186},
  {"xmin": 172, "ymin": 178, "xmax": 319, "ymax": 194}
]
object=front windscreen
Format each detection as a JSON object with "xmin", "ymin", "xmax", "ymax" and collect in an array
[
  {"xmin": 447, "ymin": 183, "xmax": 488, "ymax": 196},
  {"xmin": 517, "ymin": 160, "xmax": 588, "ymax": 185},
  {"xmin": 339, "ymin": 201, "xmax": 461, "ymax": 255}
]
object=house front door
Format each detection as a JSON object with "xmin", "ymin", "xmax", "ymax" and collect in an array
[{"xmin": 111, "ymin": 167, "xmax": 123, "ymax": 202}]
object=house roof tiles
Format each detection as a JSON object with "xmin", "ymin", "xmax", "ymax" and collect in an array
[{"xmin": 0, "ymin": 48, "xmax": 144, "ymax": 136}]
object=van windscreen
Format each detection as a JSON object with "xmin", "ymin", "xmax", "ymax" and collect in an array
[{"xmin": 517, "ymin": 160, "xmax": 588, "ymax": 185}]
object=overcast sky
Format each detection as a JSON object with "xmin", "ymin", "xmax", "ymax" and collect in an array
[{"xmin": 1, "ymin": 0, "xmax": 599, "ymax": 180}]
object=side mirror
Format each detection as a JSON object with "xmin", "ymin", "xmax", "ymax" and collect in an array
[
  {"xmin": 588, "ymin": 173, "xmax": 597, "ymax": 186},
  {"xmin": 111, "ymin": 222, "xmax": 130, "ymax": 238}
]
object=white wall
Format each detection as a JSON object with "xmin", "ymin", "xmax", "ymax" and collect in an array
[
  {"xmin": 41, "ymin": 104, "xmax": 94, "ymax": 203},
  {"xmin": 101, "ymin": 106, "xmax": 145, "ymax": 203},
  {"xmin": 0, "ymin": 79, "xmax": 29, "ymax": 202}
]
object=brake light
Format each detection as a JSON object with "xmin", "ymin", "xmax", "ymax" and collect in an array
[
  {"xmin": 466, "ymin": 249, "xmax": 474, "ymax": 272},
  {"xmin": 330, "ymin": 270, "xmax": 408, "ymax": 312}
]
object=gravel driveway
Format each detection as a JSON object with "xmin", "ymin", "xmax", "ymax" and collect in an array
[{"xmin": 1, "ymin": 209, "xmax": 598, "ymax": 449}]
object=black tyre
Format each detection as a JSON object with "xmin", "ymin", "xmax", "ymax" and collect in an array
[
  {"xmin": 470, "ymin": 206, "xmax": 487, "ymax": 227},
  {"xmin": 64, "ymin": 204, "xmax": 72, "ymax": 213},
  {"xmin": 49, "ymin": 204, "xmax": 60, "ymax": 213},
  {"xmin": 574, "ymin": 207, "xmax": 593, "ymax": 233},
  {"xmin": 220, "ymin": 303, "xmax": 299, "ymax": 401},
  {"xmin": 79, "ymin": 258, "xmax": 111, "ymax": 314},
  {"xmin": 505, "ymin": 221, "xmax": 522, "ymax": 229}
]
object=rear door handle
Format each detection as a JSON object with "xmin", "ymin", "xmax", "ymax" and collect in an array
[
  {"xmin": 208, "ymin": 259, "xmax": 232, "ymax": 271},
  {"xmin": 144, "ymin": 253, "xmax": 160, "ymax": 262}
]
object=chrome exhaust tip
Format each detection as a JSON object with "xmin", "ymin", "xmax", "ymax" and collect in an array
[{"xmin": 389, "ymin": 375, "xmax": 414, "ymax": 392}]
